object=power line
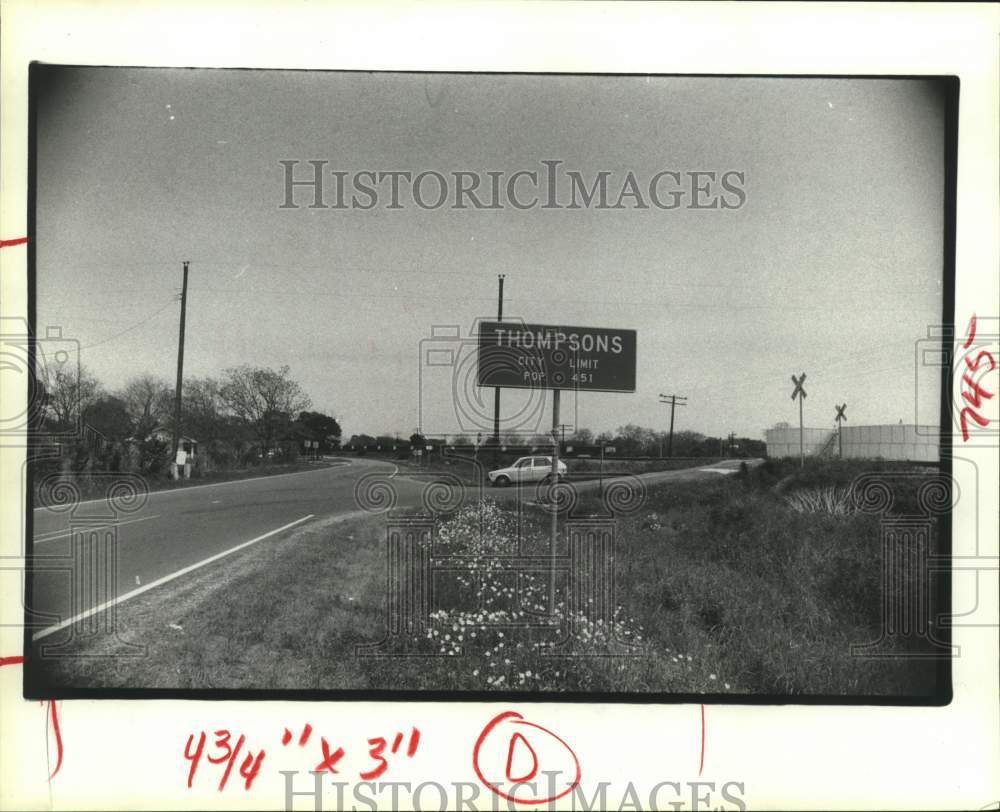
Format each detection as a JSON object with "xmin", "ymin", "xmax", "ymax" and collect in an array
[{"xmin": 76, "ymin": 297, "xmax": 178, "ymax": 350}]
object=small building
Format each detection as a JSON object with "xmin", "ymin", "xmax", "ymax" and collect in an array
[{"xmin": 148, "ymin": 427, "xmax": 199, "ymax": 458}]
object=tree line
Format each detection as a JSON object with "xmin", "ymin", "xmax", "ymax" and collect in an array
[
  {"xmin": 33, "ymin": 362, "xmax": 341, "ymax": 478},
  {"xmin": 345, "ymin": 424, "xmax": 765, "ymax": 458}
]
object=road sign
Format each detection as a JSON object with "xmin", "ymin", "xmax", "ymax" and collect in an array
[
  {"xmin": 835, "ymin": 403, "xmax": 847, "ymax": 422},
  {"xmin": 791, "ymin": 373, "xmax": 807, "ymax": 400},
  {"xmin": 477, "ymin": 320, "xmax": 636, "ymax": 392}
]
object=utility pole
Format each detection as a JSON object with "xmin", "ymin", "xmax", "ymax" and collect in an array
[
  {"xmin": 658, "ymin": 393, "xmax": 687, "ymax": 457},
  {"xmin": 172, "ymin": 260, "xmax": 190, "ymax": 465},
  {"xmin": 556, "ymin": 423, "xmax": 572, "ymax": 450},
  {"xmin": 492, "ymin": 274, "xmax": 505, "ymax": 447},
  {"xmin": 791, "ymin": 373, "xmax": 807, "ymax": 468}
]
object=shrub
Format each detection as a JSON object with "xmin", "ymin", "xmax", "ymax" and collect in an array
[{"xmin": 784, "ymin": 485, "xmax": 856, "ymax": 515}]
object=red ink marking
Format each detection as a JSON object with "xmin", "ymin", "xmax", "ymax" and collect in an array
[
  {"xmin": 505, "ymin": 732, "xmax": 539, "ymax": 783},
  {"xmin": 48, "ymin": 701, "xmax": 63, "ymax": 780},
  {"xmin": 207, "ymin": 730, "xmax": 234, "ymax": 764},
  {"xmin": 215, "ymin": 733, "xmax": 246, "ymax": 791},
  {"xmin": 406, "ymin": 727, "xmax": 420, "ymax": 758},
  {"xmin": 360, "ymin": 736, "xmax": 389, "ymax": 780},
  {"xmin": 958, "ymin": 313, "xmax": 997, "ymax": 441},
  {"xmin": 185, "ymin": 730, "xmax": 265, "ymax": 791},
  {"xmin": 238, "ymin": 749, "xmax": 265, "ymax": 790},
  {"xmin": 698, "ymin": 704, "xmax": 706, "ymax": 776},
  {"xmin": 472, "ymin": 711, "xmax": 581, "ymax": 805},
  {"xmin": 359, "ymin": 728, "xmax": 419, "ymax": 780},
  {"xmin": 184, "ymin": 732, "xmax": 206, "ymax": 788},
  {"xmin": 315, "ymin": 737, "xmax": 345, "ymax": 775},
  {"xmin": 963, "ymin": 314, "xmax": 977, "ymax": 349},
  {"xmin": 0, "ymin": 655, "xmax": 25, "ymax": 667},
  {"xmin": 282, "ymin": 723, "xmax": 312, "ymax": 746},
  {"xmin": 961, "ymin": 372, "xmax": 994, "ymax": 410},
  {"xmin": 960, "ymin": 406, "xmax": 990, "ymax": 441},
  {"xmin": 0, "ymin": 236, "xmax": 28, "ymax": 248},
  {"xmin": 966, "ymin": 350, "xmax": 997, "ymax": 374}
]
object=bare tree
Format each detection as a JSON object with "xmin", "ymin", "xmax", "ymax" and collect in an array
[
  {"xmin": 181, "ymin": 376, "xmax": 226, "ymax": 443},
  {"xmin": 219, "ymin": 365, "xmax": 311, "ymax": 456},
  {"xmin": 121, "ymin": 374, "xmax": 171, "ymax": 438},
  {"xmin": 43, "ymin": 363, "xmax": 101, "ymax": 430}
]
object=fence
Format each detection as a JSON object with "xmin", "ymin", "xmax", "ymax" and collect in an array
[{"xmin": 765, "ymin": 424, "xmax": 939, "ymax": 462}]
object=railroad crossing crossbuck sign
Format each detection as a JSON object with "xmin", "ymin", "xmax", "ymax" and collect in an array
[
  {"xmin": 834, "ymin": 402, "xmax": 847, "ymax": 457},
  {"xmin": 791, "ymin": 373, "xmax": 807, "ymax": 401}
]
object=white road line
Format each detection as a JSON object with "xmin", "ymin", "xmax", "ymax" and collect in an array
[
  {"xmin": 32, "ymin": 513, "xmax": 315, "ymax": 642},
  {"xmin": 32, "ymin": 461, "xmax": 358, "ymax": 512},
  {"xmin": 34, "ymin": 514, "xmax": 162, "ymax": 544}
]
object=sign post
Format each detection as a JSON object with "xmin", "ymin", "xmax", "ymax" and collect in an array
[
  {"xmin": 791, "ymin": 373, "xmax": 807, "ymax": 468},
  {"xmin": 548, "ymin": 389, "xmax": 560, "ymax": 613},
  {"xmin": 478, "ymin": 320, "xmax": 636, "ymax": 616},
  {"xmin": 599, "ymin": 444, "xmax": 604, "ymax": 498},
  {"xmin": 835, "ymin": 403, "xmax": 847, "ymax": 458}
]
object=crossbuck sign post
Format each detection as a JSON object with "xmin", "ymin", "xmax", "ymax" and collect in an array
[
  {"xmin": 835, "ymin": 403, "xmax": 847, "ymax": 458},
  {"xmin": 791, "ymin": 372, "xmax": 807, "ymax": 468},
  {"xmin": 478, "ymin": 320, "xmax": 637, "ymax": 612}
]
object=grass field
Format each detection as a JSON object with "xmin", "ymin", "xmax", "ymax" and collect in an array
[{"xmin": 32, "ymin": 458, "xmax": 945, "ymax": 698}]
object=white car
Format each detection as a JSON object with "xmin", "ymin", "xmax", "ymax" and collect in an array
[{"xmin": 488, "ymin": 455, "xmax": 567, "ymax": 486}]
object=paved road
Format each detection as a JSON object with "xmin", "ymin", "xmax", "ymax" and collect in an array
[
  {"xmin": 29, "ymin": 457, "xmax": 418, "ymax": 644},
  {"xmin": 28, "ymin": 457, "xmax": 761, "ymax": 644}
]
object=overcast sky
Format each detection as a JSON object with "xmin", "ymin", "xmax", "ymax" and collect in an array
[{"xmin": 35, "ymin": 68, "xmax": 946, "ymax": 440}]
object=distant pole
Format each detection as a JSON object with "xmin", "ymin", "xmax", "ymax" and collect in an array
[
  {"xmin": 791, "ymin": 373, "xmax": 808, "ymax": 468},
  {"xmin": 172, "ymin": 260, "xmax": 190, "ymax": 462},
  {"xmin": 492, "ymin": 274, "xmax": 505, "ymax": 447},
  {"xmin": 548, "ymin": 389, "xmax": 560, "ymax": 614},
  {"xmin": 658, "ymin": 393, "xmax": 687, "ymax": 458}
]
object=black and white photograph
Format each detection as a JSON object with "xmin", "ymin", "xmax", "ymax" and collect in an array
[{"xmin": 24, "ymin": 66, "xmax": 958, "ymax": 702}]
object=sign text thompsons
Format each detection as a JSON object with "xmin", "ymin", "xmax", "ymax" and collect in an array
[{"xmin": 477, "ymin": 320, "xmax": 636, "ymax": 392}]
